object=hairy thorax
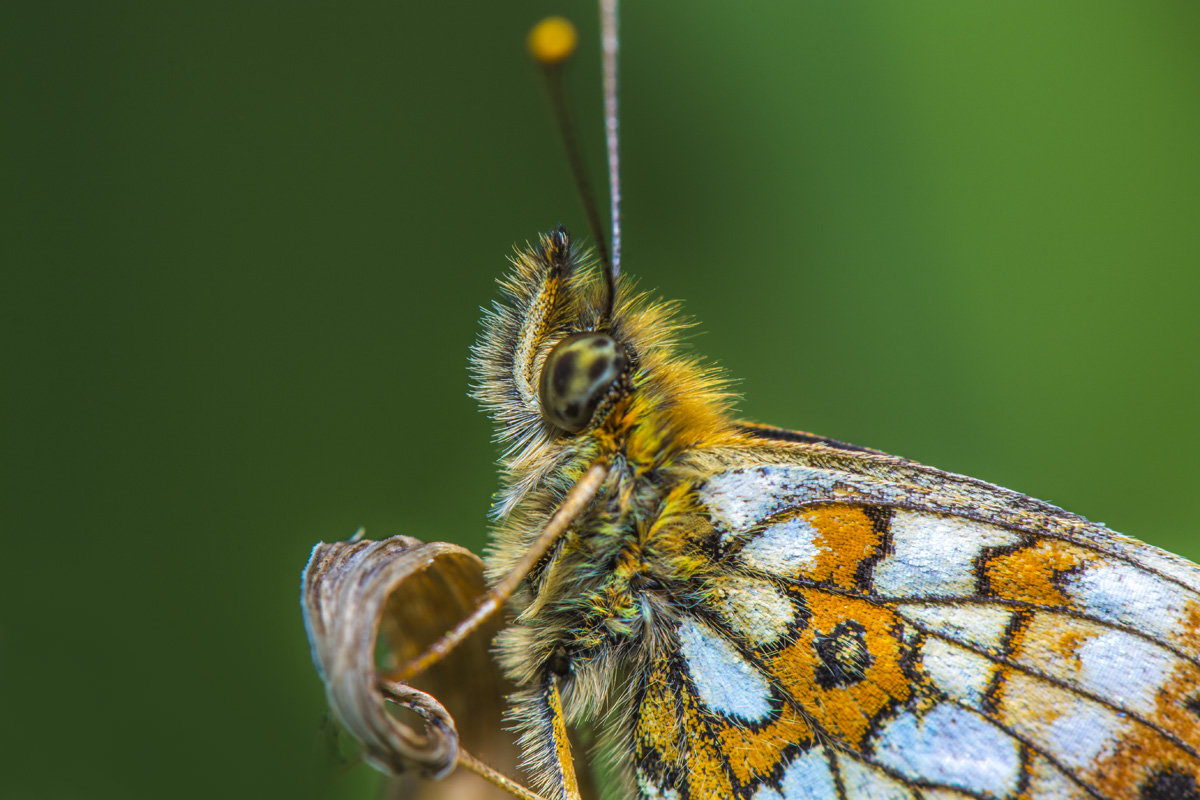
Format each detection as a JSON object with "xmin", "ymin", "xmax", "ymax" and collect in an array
[{"xmin": 489, "ymin": 385, "xmax": 744, "ymax": 718}]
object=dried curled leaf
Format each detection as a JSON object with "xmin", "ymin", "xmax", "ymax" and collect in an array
[{"xmin": 304, "ymin": 532, "xmax": 511, "ymax": 782}]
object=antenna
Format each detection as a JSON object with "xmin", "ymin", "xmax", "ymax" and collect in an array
[
  {"xmin": 528, "ymin": 18, "xmax": 610, "ymax": 273},
  {"xmin": 528, "ymin": 6, "xmax": 622, "ymax": 322},
  {"xmin": 600, "ymin": 0, "xmax": 621, "ymax": 280}
]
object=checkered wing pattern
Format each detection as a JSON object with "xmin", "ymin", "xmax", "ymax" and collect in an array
[{"xmin": 632, "ymin": 463, "xmax": 1200, "ymax": 800}]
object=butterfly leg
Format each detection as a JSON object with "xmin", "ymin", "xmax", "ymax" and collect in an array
[
  {"xmin": 456, "ymin": 749, "xmax": 555, "ymax": 800},
  {"xmin": 524, "ymin": 672, "xmax": 585, "ymax": 800}
]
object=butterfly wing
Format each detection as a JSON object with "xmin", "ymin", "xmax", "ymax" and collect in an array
[{"xmin": 632, "ymin": 444, "xmax": 1200, "ymax": 800}]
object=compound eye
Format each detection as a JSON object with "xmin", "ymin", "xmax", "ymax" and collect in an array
[{"xmin": 539, "ymin": 333, "xmax": 626, "ymax": 433}]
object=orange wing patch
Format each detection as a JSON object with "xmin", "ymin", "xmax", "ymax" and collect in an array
[
  {"xmin": 982, "ymin": 538, "xmax": 1098, "ymax": 606},
  {"xmin": 660, "ymin": 652, "xmax": 737, "ymax": 798},
  {"xmin": 730, "ymin": 504, "xmax": 887, "ymax": 591},
  {"xmin": 766, "ymin": 589, "xmax": 915, "ymax": 750},
  {"xmin": 792, "ymin": 505, "xmax": 888, "ymax": 589},
  {"xmin": 714, "ymin": 702, "xmax": 816, "ymax": 787}
]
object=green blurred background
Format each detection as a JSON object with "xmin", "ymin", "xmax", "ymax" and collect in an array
[{"xmin": 3, "ymin": 2, "xmax": 1198, "ymax": 798}]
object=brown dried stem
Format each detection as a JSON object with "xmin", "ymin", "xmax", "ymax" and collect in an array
[{"xmin": 302, "ymin": 536, "xmax": 477, "ymax": 778}]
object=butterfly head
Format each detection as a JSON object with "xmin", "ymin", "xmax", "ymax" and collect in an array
[
  {"xmin": 471, "ymin": 226, "xmax": 736, "ymax": 516},
  {"xmin": 471, "ymin": 227, "xmax": 629, "ymax": 450}
]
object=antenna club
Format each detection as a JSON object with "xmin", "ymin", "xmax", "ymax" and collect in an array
[{"xmin": 528, "ymin": 17, "xmax": 578, "ymax": 65}]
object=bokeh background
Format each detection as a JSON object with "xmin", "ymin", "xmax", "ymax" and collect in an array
[{"xmin": 4, "ymin": 2, "xmax": 1198, "ymax": 798}]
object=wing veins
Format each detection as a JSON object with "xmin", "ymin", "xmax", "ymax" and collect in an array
[
  {"xmin": 695, "ymin": 564, "xmax": 1194, "ymax": 798},
  {"xmin": 908, "ymin": 620, "xmax": 1200, "ymax": 762},
  {"xmin": 726, "ymin": 561, "xmax": 1200, "ymax": 670},
  {"xmin": 877, "ymin": 594, "xmax": 1200, "ymax": 670},
  {"xmin": 714, "ymin": 478, "xmax": 1200, "ymax": 601},
  {"xmin": 695, "ymin": 612, "xmax": 996, "ymax": 800},
  {"xmin": 826, "ymin": 744, "xmax": 849, "ymax": 800},
  {"xmin": 931, "ymin": 690, "xmax": 1112, "ymax": 800}
]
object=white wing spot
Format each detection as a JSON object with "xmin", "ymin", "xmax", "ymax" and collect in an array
[
  {"xmin": 1074, "ymin": 628, "xmax": 1174, "ymax": 716},
  {"xmin": 919, "ymin": 636, "xmax": 997, "ymax": 709},
  {"xmin": 836, "ymin": 751, "xmax": 917, "ymax": 799},
  {"xmin": 710, "ymin": 575, "xmax": 795, "ymax": 647},
  {"xmin": 1043, "ymin": 696, "xmax": 1122, "ymax": 770},
  {"xmin": 739, "ymin": 515, "xmax": 825, "ymax": 577},
  {"xmin": 750, "ymin": 785, "xmax": 783, "ymax": 800},
  {"xmin": 779, "ymin": 748, "xmax": 838, "ymax": 799},
  {"xmin": 701, "ymin": 467, "xmax": 812, "ymax": 536},
  {"xmin": 873, "ymin": 510, "xmax": 1020, "ymax": 598},
  {"xmin": 895, "ymin": 602, "xmax": 1013, "ymax": 651},
  {"xmin": 873, "ymin": 704, "xmax": 1021, "ymax": 797},
  {"xmin": 1064, "ymin": 561, "xmax": 1189, "ymax": 647},
  {"xmin": 677, "ymin": 615, "xmax": 773, "ymax": 722}
]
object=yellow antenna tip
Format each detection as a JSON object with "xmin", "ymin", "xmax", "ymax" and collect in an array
[{"xmin": 528, "ymin": 17, "xmax": 578, "ymax": 65}]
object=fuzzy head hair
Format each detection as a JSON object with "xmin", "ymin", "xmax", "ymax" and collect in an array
[{"xmin": 470, "ymin": 227, "xmax": 736, "ymax": 519}]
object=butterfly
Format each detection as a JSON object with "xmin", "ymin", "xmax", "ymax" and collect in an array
[
  {"xmin": 301, "ymin": 7, "xmax": 1200, "ymax": 800},
  {"xmin": 458, "ymin": 226, "xmax": 1200, "ymax": 800}
]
